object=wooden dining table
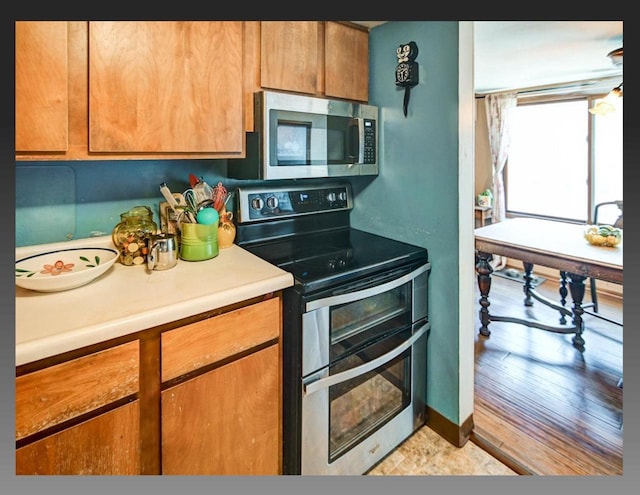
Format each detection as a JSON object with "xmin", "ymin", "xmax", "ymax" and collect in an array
[{"xmin": 474, "ymin": 217, "xmax": 623, "ymax": 351}]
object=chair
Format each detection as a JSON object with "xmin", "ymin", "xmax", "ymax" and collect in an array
[{"xmin": 586, "ymin": 200, "xmax": 623, "ymax": 313}]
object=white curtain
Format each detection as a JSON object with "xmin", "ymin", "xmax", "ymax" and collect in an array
[{"xmin": 485, "ymin": 92, "xmax": 517, "ymax": 270}]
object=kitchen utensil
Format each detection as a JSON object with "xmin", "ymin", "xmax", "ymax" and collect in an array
[
  {"xmin": 212, "ymin": 182, "xmax": 229, "ymax": 211},
  {"xmin": 147, "ymin": 233, "xmax": 178, "ymax": 271},
  {"xmin": 189, "ymin": 173, "xmax": 200, "ymax": 188},
  {"xmin": 183, "ymin": 188, "xmax": 198, "ymax": 212},
  {"xmin": 195, "ymin": 181, "xmax": 213, "ymax": 204},
  {"xmin": 196, "ymin": 207, "xmax": 219, "ymax": 226},
  {"xmin": 161, "ymin": 183, "xmax": 196, "ymax": 223},
  {"xmin": 185, "ymin": 189, "xmax": 216, "ymax": 217}
]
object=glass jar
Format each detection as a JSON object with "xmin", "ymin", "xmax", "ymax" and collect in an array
[{"xmin": 112, "ymin": 206, "xmax": 158, "ymax": 265}]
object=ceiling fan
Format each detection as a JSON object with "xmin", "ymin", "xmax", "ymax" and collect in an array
[
  {"xmin": 589, "ymin": 47, "xmax": 623, "ymax": 116},
  {"xmin": 607, "ymin": 47, "xmax": 623, "ymax": 66}
]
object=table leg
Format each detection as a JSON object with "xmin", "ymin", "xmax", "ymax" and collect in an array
[
  {"xmin": 476, "ymin": 251, "xmax": 493, "ymax": 336},
  {"xmin": 566, "ymin": 272, "xmax": 587, "ymax": 350},
  {"xmin": 523, "ymin": 262, "xmax": 534, "ymax": 306},
  {"xmin": 559, "ymin": 271, "xmax": 569, "ymax": 324}
]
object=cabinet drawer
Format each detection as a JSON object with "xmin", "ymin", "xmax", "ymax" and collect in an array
[
  {"xmin": 16, "ymin": 341, "xmax": 139, "ymax": 440},
  {"xmin": 162, "ymin": 297, "xmax": 280, "ymax": 382}
]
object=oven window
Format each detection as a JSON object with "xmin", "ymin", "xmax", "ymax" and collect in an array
[
  {"xmin": 329, "ymin": 282, "xmax": 412, "ymax": 362},
  {"xmin": 328, "ymin": 328, "xmax": 411, "ymax": 462}
]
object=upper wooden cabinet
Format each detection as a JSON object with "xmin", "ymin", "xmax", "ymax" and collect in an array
[
  {"xmin": 16, "ymin": 21, "xmax": 246, "ymax": 161},
  {"xmin": 89, "ymin": 22, "xmax": 244, "ymax": 154},
  {"xmin": 324, "ymin": 21, "xmax": 369, "ymax": 102},
  {"xmin": 260, "ymin": 21, "xmax": 369, "ymax": 102},
  {"xmin": 259, "ymin": 21, "xmax": 320, "ymax": 95},
  {"xmin": 15, "ymin": 21, "xmax": 69, "ymax": 152},
  {"xmin": 243, "ymin": 21, "xmax": 369, "ymax": 132}
]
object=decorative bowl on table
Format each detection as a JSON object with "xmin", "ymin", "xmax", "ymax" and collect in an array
[
  {"xmin": 584, "ymin": 225, "xmax": 622, "ymax": 247},
  {"xmin": 15, "ymin": 247, "xmax": 118, "ymax": 292}
]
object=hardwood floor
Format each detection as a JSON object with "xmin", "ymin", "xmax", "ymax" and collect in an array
[{"xmin": 471, "ymin": 270, "xmax": 623, "ymax": 475}]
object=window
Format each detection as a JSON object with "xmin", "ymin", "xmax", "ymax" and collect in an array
[{"xmin": 506, "ymin": 96, "xmax": 623, "ymax": 224}]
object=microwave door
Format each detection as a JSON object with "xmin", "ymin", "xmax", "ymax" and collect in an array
[{"xmin": 327, "ymin": 116, "xmax": 361, "ymax": 166}]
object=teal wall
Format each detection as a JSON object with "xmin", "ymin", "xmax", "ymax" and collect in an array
[
  {"xmin": 16, "ymin": 160, "xmax": 260, "ymax": 246},
  {"xmin": 350, "ymin": 21, "xmax": 461, "ymax": 425}
]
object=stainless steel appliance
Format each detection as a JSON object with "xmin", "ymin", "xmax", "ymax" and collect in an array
[
  {"xmin": 236, "ymin": 182, "xmax": 430, "ymax": 475},
  {"xmin": 228, "ymin": 91, "xmax": 378, "ymax": 180}
]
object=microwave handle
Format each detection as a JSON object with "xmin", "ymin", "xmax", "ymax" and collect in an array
[
  {"xmin": 348, "ymin": 118, "xmax": 362, "ymax": 165},
  {"xmin": 302, "ymin": 320, "xmax": 430, "ymax": 396}
]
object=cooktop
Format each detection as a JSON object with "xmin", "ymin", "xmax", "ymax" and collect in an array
[{"xmin": 236, "ymin": 183, "xmax": 428, "ymax": 294}]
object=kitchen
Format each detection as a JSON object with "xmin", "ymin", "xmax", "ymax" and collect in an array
[{"xmin": 10, "ymin": 19, "xmax": 629, "ymax": 487}]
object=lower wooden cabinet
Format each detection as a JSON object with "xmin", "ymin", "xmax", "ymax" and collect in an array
[
  {"xmin": 16, "ymin": 295, "xmax": 282, "ymax": 475},
  {"xmin": 162, "ymin": 344, "xmax": 280, "ymax": 474},
  {"xmin": 15, "ymin": 341, "xmax": 140, "ymax": 475},
  {"xmin": 16, "ymin": 401, "xmax": 140, "ymax": 475},
  {"xmin": 160, "ymin": 296, "xmax": 282, "ymax": 475}
]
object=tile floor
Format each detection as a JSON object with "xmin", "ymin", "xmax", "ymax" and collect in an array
[{"xmin": 366, "ymin": 425, "xmax": 518, "ymax": 476}]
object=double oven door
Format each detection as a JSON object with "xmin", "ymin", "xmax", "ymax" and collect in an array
[{"xmin": 299, "ymin": 261, "xmax": 430, "ymax": 475}]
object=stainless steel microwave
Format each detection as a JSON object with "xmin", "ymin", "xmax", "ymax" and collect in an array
[{"xmin": 228, "ymin": 91, "xmax": 378, "ymax": 180}]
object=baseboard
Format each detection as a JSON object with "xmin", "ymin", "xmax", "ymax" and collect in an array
[
  {"xmin": 469, "ymin": 429, "xmax": 534, "ymax": 475},
  {"xmin": 425, "ymin": 406, "xmax": 474, "ymax": 448},
  {"xmin": 426, "ymin": 406, "xmax": 534, "ymax": 475}
]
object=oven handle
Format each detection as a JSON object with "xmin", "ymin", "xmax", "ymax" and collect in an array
[
  {"xmin": 302, "ymin": 321, "xmax": 430, "ymax": 396},
  {"xmin": 305, "ymin": 262, "xmax": 431, "ymax": 312}
]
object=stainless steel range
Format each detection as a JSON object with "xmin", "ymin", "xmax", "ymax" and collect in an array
[{"xmin": 236, "ymin": 182, "xmax": 431, "ymax": 475}]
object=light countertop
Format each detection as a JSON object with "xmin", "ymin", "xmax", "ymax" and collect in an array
[{"xmin": 15, "ymin": 236, "xmax": 293, "ymax": 367}]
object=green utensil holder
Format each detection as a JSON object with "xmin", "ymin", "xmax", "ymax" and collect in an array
[{"xmin": 179, "ymin": 222, "xmax": 219, "ymax": 261}]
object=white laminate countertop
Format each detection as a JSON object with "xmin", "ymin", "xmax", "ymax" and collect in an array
[{"xmin": 15, "ymin": 236, "xmax": 294, "ymax": 367}]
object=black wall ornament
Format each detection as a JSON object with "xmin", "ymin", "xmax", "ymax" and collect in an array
[{"xmin": 395, "ymin": 41, "xmax": 419, "ymax": 117}]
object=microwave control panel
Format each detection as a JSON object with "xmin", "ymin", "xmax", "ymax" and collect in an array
[
  {"xmin": 237, "ymin": 183, "xmax": 353, "ymax": 223},
  {"xmin": 362, "ymin": 119, "xmax": 376, "ymax": 164}
]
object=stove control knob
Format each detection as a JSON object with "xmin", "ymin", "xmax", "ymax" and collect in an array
[
  {"xmin": 250, "ymin": 197, "xmax": 264, "ymax": 210},
  {"xmin": 265, "ymin": 196, "xmax": 279, "ymax": 209}
]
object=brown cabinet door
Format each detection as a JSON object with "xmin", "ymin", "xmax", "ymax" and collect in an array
[
  {"xmin": 16, "ymin": 401, "xmax": 140, "ymax": 475},
  {"xmin": 161, "ymin": 344, "xmax": 281, "ymax": 475},
  {"xmin": 16, "ymin": 341, "xmax": 140, "ymax": 441},
  {"xmin": 88, "ymin": 21, "xmax": 244, "ymax": 153},
  {"xmin": 260, "ymin": 21, "xmax": 319, "ymax": 95},
  {"xmin": 324, "ymin": 22, "xmax": 369, "ymax": 102},
  {"xmin": 15, "ymin": 21, "xmax": 69, "ymax": 152}
]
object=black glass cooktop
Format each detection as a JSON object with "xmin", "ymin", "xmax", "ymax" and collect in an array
[{"xmin": 243, "ymin": 227, "xmax": 428, "ymax": 294}]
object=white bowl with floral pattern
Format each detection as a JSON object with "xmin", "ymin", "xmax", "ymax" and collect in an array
[{"xmin": 15, "ymin": 247, "xmax": 118, "ymax": 292}]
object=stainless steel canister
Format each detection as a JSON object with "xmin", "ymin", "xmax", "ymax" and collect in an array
[{"xmin": 147, "ymin": 233, "xmax": 178, "ymax": 271}]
